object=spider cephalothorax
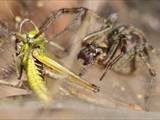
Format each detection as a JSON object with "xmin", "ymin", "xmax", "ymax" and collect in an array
[
  {"xmin": 77, "ymin": 13, "xmax": 157, "ymax": 111},
  {"xmin": 77, "ymin": 42, "xmax": 105, "ymax": 65}
]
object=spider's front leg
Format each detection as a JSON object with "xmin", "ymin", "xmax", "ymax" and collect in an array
[
  {"xmin": 99, "ymin": 39, "xmax": 123, "ymax": 81},
  {"xmin": 99, "ymin": 26, "xmax": 132, "ymax": 81},
  {"xmin": 38, "ymin": 7, "xmax": 89, "ymax": 58},
  {"xmin": 81, "ymin": 13, "xmax": 118, "ymax": 44},
  {"xmin": 34, "ymin": 7, "xmax": 88, "ymax": 39}
]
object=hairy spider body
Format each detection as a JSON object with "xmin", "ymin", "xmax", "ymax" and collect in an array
[
  {"xmin": 78, "ymin": 25, "xmax": 152, "ymax": 73},
  {"xmin": 77, "ymin": 15, "xmax": 156, "ymax": 111}
]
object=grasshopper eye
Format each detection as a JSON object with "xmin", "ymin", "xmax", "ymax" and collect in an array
[{"xmin": 26, "ymin": 33, "xmax": 34, "ymax": 43}]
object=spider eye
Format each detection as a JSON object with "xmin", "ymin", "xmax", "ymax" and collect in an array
[{"xmin": 86, "ymin": 43, "xmax": 91, "ymax": 47}]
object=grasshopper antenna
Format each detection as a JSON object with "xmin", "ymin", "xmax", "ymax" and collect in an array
[{"xmin": 19, "ymin": 19, "xmax": 39, "ymax": 33}]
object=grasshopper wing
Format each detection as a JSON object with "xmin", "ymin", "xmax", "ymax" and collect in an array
[{"xmin": 32, "ymin": 49, "xmax": 99, "ymax": 93}]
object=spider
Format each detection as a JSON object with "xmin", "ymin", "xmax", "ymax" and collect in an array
[{"xmin": 77, "ymin": 9, "xmax": 157, "ymax": 111}]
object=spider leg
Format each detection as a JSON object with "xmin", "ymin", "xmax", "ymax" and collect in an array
[
  {"xmin": 112, "ymin": 25, "xmax": 146, "ymax": 75},
  {"xmin": 129, "ymin": 26, "xmax": 156, "ymax": 111},
  {"xmin": 103, "ymin": 38, "xmax": 120, "ymax": 65},
  {"xmin": 99, "ymin": 52, "xmax": 123, "ymax": 81},
  {"xmin": 34, "ymin": 7, "xmax": 88, "ymax": 39},
  {"xmin": 139, "ymin": 48, "xmax": 156, "ymax": 111},
  {"xmin": 47, "ymin": 7, "xmax": 89, "ymax": 55},
  {"xmin": 102, "ymin": 26, "xmax": 130, "ymax": 66},
  {"xmin": 99, "ymin": 37, "xmax": 126, "ymax": 81},
  {"xmin": 81, "ymin": 13, "xmax": 118, "ymax": 44},
  {"xmin": 33, "ymin": 7, "xmax": 88, "ymax": 58},
  {"xmin": 50, "ymin": 8, "xmax": 87, "ymax": 40},
  {"xmin": 129, "ymin": 56, "xmax": 137, "ymax": 73}
]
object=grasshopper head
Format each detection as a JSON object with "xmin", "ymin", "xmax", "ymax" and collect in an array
[{"xmin": 14, "ymin": 19, "xmax": 45, "ymax": 45}]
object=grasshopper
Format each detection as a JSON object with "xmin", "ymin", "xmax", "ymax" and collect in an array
[{"xmin": 12, "ymin": 8, "xmax": 100, "ymax": 103}]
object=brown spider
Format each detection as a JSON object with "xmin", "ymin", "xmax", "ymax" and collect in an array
[{"xmin": 77, "ymin": 10, "xmax": 156, "ymax": 111}]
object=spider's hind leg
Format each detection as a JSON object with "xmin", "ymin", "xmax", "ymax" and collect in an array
[{"xmin": 139, "ymin": 47, "xmax": 156, "ymax": 111}]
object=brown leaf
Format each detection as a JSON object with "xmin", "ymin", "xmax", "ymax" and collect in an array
[{"xmin": 0, "ymin": 84, "xmax": 30, "ymax": 99}]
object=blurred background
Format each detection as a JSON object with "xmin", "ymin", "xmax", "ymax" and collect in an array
[
  {"xmin": 0, "ymin": 0, "xmax": 159, "ymax": 45},
  {"xmin": 0, "ymin": 0, "xmax": 160, "ymax": 119}
]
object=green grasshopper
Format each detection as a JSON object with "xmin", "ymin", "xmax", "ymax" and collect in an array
[{"xmin": 12, "ymin": 8, "xmax": 100, "ymax": 103}]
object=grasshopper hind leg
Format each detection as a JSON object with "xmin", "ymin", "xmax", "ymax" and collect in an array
[
  {"xmin": 15, "ymin": 60, "xmax": 25, "ymax": 88},
  {"xmin": 12, "ymin": 61, "xmax": 24, "ymax": 88},
  {"xmin": 13, "ymin": 52, "xmax": 25, "ymax": 88}
]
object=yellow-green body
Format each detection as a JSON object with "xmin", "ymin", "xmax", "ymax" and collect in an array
[
  {"xmin": 15, "ymin": 22, "xmax": 99, "ymax": 103},
  {"xmin": 16, "ymin": 30, "xmax": 52, "ymax": 102},
  {"xmin": 26, "ymin": 54, "xmax": 51, "ymax": 102},
  {"xmin": 32, "ymin": 49, "xmax": 98, "ymax": 92}
]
